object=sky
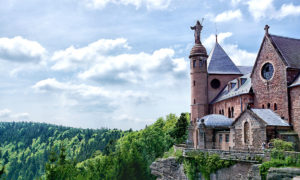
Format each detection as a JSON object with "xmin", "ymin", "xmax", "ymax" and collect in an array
[{"xmin": 0, "ymin": 0, "xmax": 300, "ymax": 130}]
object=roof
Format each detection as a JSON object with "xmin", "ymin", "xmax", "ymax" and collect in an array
[
  {"xmin": 237, "ymin": 66, "xmax": 253, "ymax": 75},
  {"xmin": 207, "ymin": 42, "xmax": 242, "ymax": 74},
  {"xmin": 197, "ymin": 114, "xmax": 233, "ymax": 128},
  {"xmin": 270, "ymin": 34, "xmax": 300, "ymax": 68},
  {"xmin": 211, "ymin": 73, "xmax": 252, "ymax": 104},
  {"xmin": 251, "ymin": 109, "xmax": 289, "ymax": 126},
  {"xmin": 289, "ymin": 73, "xmax": 300, "ymax": 88}
]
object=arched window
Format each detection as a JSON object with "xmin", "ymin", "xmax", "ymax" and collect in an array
[
  {"xmin": 274, "ymin": 103, "xmax": 277, "ymax": 110},
  {"xmin": 231, "ymin": 107, "xmax": 234, "ymax": 118},
  {"xmin": 228, "ymin": 108, "xmax": 231, "ymax": 118},
  {"xmin": 262, "ymin": 104, "xmax": 265, "ymax": 109},
  {"xmin": 194, "ymin": 99, "xmax": 196, "ymax": 104},
  {"xmin": 267, "ymin": 103, "xmax": 270, "ymax": 109},
  {"xmin": 244, "ymin": 122, "xmax": 250, "ymax": 144}
]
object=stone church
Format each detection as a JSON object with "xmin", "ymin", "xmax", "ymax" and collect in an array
[{"xmin": 188, "ymin": 21, "xmax": 300, "ymax": 151}]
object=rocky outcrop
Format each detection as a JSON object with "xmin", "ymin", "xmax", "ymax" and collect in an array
[
  {"xmin": 267, "ymin": 167, "xmax": 300, "ymax": 180},
  {"xmin": 210, "ymin": 162, "xmax": 260, "ymax": 180},
  {"xmin": 150, "ymin": 157, "xmax": 187, "ymax": 180}
]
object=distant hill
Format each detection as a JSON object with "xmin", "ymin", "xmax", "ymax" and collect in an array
[{"xmin": 0, "ymin": 122, "xmax": 125, "ymax": 179}]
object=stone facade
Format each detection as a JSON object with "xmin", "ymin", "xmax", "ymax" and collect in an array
[
  {"xmin": 231, "ymin": 111, "xmax": 267, "ymax": 150},
  {"xmin": 290, "ymin": 86, "xmax": 300, "ymax": 137}
]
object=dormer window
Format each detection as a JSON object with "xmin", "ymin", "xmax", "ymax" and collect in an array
[
  {"xmin": 241, "ymin": 78, "xmax": 246, "ymax": 85},
  {"xmin": 231, "ymin": 83, "xmax": 236, "ymax": 89}
]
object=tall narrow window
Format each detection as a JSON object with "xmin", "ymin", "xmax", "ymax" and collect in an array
[
  {"xmin": 274, "ymin": 103, "xmax": 277, "ymax": 110},
  {"xmin": 231, "ymin": 107, "xmax": 234, "ymax": 118},
  {"xmin": 194, "ymin": 99, "xmax": 196, "ymax": 104},
  {"xmin": 262, "ymin": 104, "xmax": 265, "ymax": 109},
  {"xmin": 222, "ymin": 109, "xmax": 224, "ymax": 115},
  {"xmin": 267, "ymin": 103, "xmax": 270, "ymax": 109},
  {"xmin": 193, "ymin": 80, "xmax": 196, "ymax": 86},
  {"xmin": 228, "ymin": 108, "xmax": 231, "ymax": 118},
  {"xmin": 244, "ymin": 122, "xmax": 250, "ymax": 144},
  {"xmin": 225, "ymin": 134, "xmax": 229, "ymax": 142},
  {"xmin": 219, "ymin": 134, "xmax": 223, "ymax": 143},
  {"xmin": 219, "ymin": 110, "xmax": 221, "ymax": 114},
  {"xmin": 193, "ymin": 60, "xmax": 196, "ymax": 68}
]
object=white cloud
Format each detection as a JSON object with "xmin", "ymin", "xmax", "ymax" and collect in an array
[
  {"xmin": 204, "ymin": 32, "xmax": 256, "ymax": 66},
  {"xmin": 276, "ymin": 3, "xmax": 300, "ymax": 19},
  {"xmin": 203, "ymin": 32, "xmax": 233, "ymax": 50},
  {"xmin": 51, "ymin": 38, "xmax": 130, "ymax": 71},
  {"xmin": 231, "ymin": 0, "xmax": 241, "ymax": 6},
  {"xmin": 0, "ymin": 109, "xmax": 30, "ymax": 121},
  {"xmin": 247, "ymin": 0, "xmax": 300, "ymax": 20},
  {"xmin": 84, "ymin": 0, "xmax": 171, "ymax": 10},
  {"xmin": 215, "ymin": 10, "xmax": 242, "ymax": 22},
  {"xmin": 0, "ymin": 109, "xmax": 11, "ymax": 118},
  {"xmin": 32, "ymin": 78, "xmax": 149, "ymax": 102},
  {"xmin": 0, "ymin": 36, "xmax": 46, "ymax": 63},
  {"xmin": 77, "ymin": 48, "xmax": 187, "ymax": 84}
]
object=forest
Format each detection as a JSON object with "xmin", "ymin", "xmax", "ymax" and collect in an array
[{"xmin": 0, "ymin": 113, "xmax": 189, "ymax": 180}]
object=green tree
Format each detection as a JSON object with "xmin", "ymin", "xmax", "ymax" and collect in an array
[{"xmin": 170, "ymin": 113, "xmax": 189, "ymax": 144}]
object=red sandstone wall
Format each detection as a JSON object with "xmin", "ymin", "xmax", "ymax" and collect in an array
[
  {"xmin": 251, "ymin": 36, "xmax": 289, "ymax": 122},
  {"xmin": 290, "ymin": 86, "xmax": 300, "ymax": 137},
  {"xmin": 212, "ymin": 94, "xmax": 254, "ymax": 119},
  {"xmin": 208, "ymin": 74, "xmax": 241, "ymax": 103}
]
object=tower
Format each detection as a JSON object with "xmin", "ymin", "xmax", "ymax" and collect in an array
[{"xmin": 189, "ymin": 20, "xmax": 208, "ymax": 148}]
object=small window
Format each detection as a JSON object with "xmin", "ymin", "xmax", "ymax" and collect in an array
[
  {"xmin": 274, "ymin": 103, "xmax": 277, "ymax": 110},
  {"xmin": 199, "ymin": 60, "xmax": 203, "ymax": 67},
  {"xmin": 222, "ymin": 109, "xmax": 224, "ymax": 115},
  {"xmin": 194, "ymin": 99, "xmax": 196, "ymax": 104},
  {"xmin": 262, "ymin": 105, "xmax": 265, "ymax": 109},
  {"xmin": 231, "ymin": 107, "xmax": 234, "ymax": 118},
  {"xmin": 231, "ymin": 83, "xmax": 236, "ymax": 89},
  {"xmin": 225, "ymin": 134, "xmax": 229, "ymax": 142},
  {"xmin": 267, "ymin": 103, "xmax": 270, "ymax": 109},
  {"xmin": 241, "ymin": 78, "xmax": 247, "ymax": 85},
  {"xmin": 219, "ymin": 134, "xmax": 223, "ymax": 143},
  {"xmin": 193, "ymin": 80, "xmax": 196, "ymax": 86},
  {"xmin": 219, "ymin": 110, "xmax": 221, "ymax": 114},
  {"xmin": 193, "ymin": 60, "xmax": 196, "ymax": 68},
  {"xmin": 228, "ymin": 108, "xmax": 231, "ymax": 118}
]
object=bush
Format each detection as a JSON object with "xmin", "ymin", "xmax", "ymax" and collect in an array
[{"xmin": 271, "ymin": 139, "xmax": 293, "ymax": 151}]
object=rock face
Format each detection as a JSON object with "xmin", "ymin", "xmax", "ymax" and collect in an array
[
  {"xmin": 150, "ymin": 157, "xmax": 187, "ymax": 180},
  {"xmin": 210, "ymin": 162, "xmax": 260, "ymax": 180},
  {"xmin": 267, "ymin": 167, "xmax": 300, "ymax": 180}
]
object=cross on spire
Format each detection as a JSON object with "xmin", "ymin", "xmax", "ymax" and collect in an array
[{"xmin": 264, "ymin": 25, "xmax": 270, "ymax": 35}]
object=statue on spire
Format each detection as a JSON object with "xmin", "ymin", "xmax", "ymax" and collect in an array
[{"xmin": 191, "ymin": 19, "xmax": 203, "ymax": 44}]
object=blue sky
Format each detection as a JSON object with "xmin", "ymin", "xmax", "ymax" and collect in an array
[{"xmin": 0, "ymin": 0, "xmax": 300, "ymax": 130}]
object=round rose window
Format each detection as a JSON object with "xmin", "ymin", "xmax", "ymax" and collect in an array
[
  {"xmin": 261, "ymin": 63, "xmax": 274, "ymax": 80},
  {"xmin": 211, "ymin": 79, "xmax": 220, "ymax": 89}
]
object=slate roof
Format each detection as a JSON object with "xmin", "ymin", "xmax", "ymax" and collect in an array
[
  {"xmin": 197, "ymin": 114, "xmax": 233, "ymax": 128},
  {"xmin": 207, "ymin": 42, "xmax": 242, "ymax": 74},
  {"xmin": 251, "ymin": 109, "xmax": 290, "ymax": 126},
  {"xmin": 270, "ymin": 34, "xmax": 300, "ymax": 68},
  {"xmin": 289, "ymin": 73, "xmax": 300, "ymax": 88},
  {"xmin": 211, "ymin": 73, "xmax": 252, "ymax": 104},
  {"xmin": 237, "ymin": 66, "xmax": 253, "ymax": 75}
]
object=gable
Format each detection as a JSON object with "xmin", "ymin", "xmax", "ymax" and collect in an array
[{"xmin": 251, "ymin": 35, "xmax": 287, "ymax": 79}]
